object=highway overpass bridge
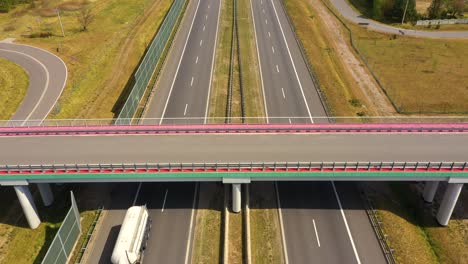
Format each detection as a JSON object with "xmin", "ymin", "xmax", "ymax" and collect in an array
[{"xmin": 1, "ymin": 123, "xmax": 467, "ymax": 228}]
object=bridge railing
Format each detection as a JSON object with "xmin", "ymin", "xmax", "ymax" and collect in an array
[
  {"xmin": 1, "ymin": 116, "xmax": 468, "ymax": 127},
  {"xmin": 1, "ymin": 162, "xmax": 466, "ymax": 175}
]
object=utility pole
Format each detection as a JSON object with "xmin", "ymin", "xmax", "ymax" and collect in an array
[
  {"xmin": 401, "ymin": 0, "xmax": 410, "ymax": 24},
  {"xmin": 56, "ymin": 8, "xmax": 65, "ymax": 37}
]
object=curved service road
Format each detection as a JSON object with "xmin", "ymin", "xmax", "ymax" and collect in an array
[
  {"xmin": 328, "ymin": 0, "xmax": 468, "ymax": 38},
  {"xmin": 0, "ymin": 42, "xmax": 67, "ymax": 122}
]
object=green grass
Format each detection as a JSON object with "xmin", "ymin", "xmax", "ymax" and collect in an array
[
  {"xmin": 191, "ymin": 183, "xmax": 223, "ymax": 264},
  {"xmin": 0, "ymin": 0, "xmax": 172, "ymax": 119},
  {"xmin": 238, "ymin": 0, "xmax": 264, "ymax": 121},
  {"xmin": 228, "ymin": 209, "xmax": 244, "ymax": 264},
  {"xmin": 0, "ymin": 58, "xmax": 29, "ymax": 120},
  {"xmin": 350, "ymin": 23, "xmax": 468, "ymax": 114},
  {"xmin": 250, "ymin": 183, "xmax": 284, "ymax": 264},
  {"xmin": 0, "ymin": 185, "xmax": 75, "ymax": 264}
]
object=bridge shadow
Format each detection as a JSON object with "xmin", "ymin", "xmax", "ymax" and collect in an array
[{"xmin": 250, "ymin": 181, "xmax": 468, "ymax": 227}]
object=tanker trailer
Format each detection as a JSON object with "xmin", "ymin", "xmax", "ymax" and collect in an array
[{"xmin": 111, "ymin": 205, "xmax": 151, "ymax": 264}]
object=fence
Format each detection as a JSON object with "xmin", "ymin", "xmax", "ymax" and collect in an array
[
  {"xmin": 116, "ymin": 0, "xmax": 187, "ymax": 124},
  {"xmin": 42, "ymin": 192, "xmax": 82, "ymax": 264},
  {"xmin": 74, "ymin": 206, "xmax": 104, "ymax": 264},
  {"xmin": 416, "ymin": 18, "xmax": 468, "ymax": 26}
]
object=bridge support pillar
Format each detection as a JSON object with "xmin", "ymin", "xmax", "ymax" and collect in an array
[
  {"xmin": 436, "ymin": 183, "xmax": 463, "ymax": 226},
  {"xmin": 14, "ymin": 185, "xmax": 41, "ymax": 229},
  {"xmin": 37, "ymin": 183, "xmax": 53, "ymax": 206},
  {"xmin": 232, "ymin": 184, "xmax": 241, "ymax": 213},
  {"xmin": 423, "ymin": 181, "xmax": 439, "ymax": 203}
]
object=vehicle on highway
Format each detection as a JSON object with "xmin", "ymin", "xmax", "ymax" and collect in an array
[{"xmin": 111, "ymin": 205, "xmax": 151, "ymax": 264}]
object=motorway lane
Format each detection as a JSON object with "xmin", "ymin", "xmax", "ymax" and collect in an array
[
  {"xmin": 251, "ymin": 0, "xmax": 327, "ymax": 123},
  {"xmin": 134, "ymin": 183, "xmax": 196, "ymax": 264},
  {"xmin": 144, "ymin": 0, "xmax": 221, "ymax": 124},
  {"xmin": 251, "ymin": 0, "xmax": 386, "ymax": 262},
  {"xmin": 87, "ymin": 0, "xmax": 220, "ymax": 262},
  {"xmin": 0, "ymin": 42, "xmax": 67, "ymax": 122}
]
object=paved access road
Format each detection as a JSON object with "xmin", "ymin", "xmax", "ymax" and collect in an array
[
  {"xmin": 0, "ymin": 42, "xmax": 67, "ymax": 122},
  {"xmin": 251, "ymin": 0, "xmax": 386, "ymax": 262},
  {"xmin": 85, "ymin": 0, "xmax": 219, "ymax": 262},
  {"xmin": 329, "ymin": 0, "xmax": 468, "ymax": 38}
]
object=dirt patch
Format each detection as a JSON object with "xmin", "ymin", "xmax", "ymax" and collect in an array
[{"xmin": 310, "ymin": 0, "xmax": 397, "ymax": 116}]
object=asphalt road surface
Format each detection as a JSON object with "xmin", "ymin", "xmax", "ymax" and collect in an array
[
  {"xmin": 251, "ymin": 0, "xmax": 387, "ymax": 262},
  {"xmin": 1, "ymin": 133, "xmax": 466, "ymax": 165},
  {"xmin": 0, "ymin": 42, "xmax": 67, "ymax": 122},
  {"xmin": 85, "ymin": 0, "xmax": 219, "ymax": 262},
  {"xmin": 329, "ymin": 0, "xmax": 468, "ymax": 38}
]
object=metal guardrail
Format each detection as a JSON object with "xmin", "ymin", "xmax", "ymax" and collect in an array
[
  {"xmin": 1, "ymin": 162, "xmax": 466, "ymax": 175},
  {"xmin": 74, "ymin": 206, "xmax": 104, "ymax": 264},
  {"xmin": 358, "ymin": 185, "xmax": 396, "ymax": 264}
]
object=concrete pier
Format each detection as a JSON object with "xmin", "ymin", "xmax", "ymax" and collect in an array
[
  {"xmin": 232, "ymin": 184, "xmax": 241, "ymax": 213},
  {"xmin": 436, "ymin": 183, "xmax": 463, "ymax": 226},
  {"xmin": 14, "ymin": 185, "xmax": 41, "ymax": 229},
  {"xmin": 422, "ymin": 181, "xmax": 439, "ymax": 203},
  {"xmin": 37, "ymin": 183, "xmax": 54, "ymax": 206}
]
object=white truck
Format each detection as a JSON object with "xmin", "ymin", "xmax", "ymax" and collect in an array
[{"xmin": 111, "ymin": 205, "xmax": 151, "ymax": 264}]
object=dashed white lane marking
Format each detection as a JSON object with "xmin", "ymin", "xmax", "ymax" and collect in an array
[
  {"xmin": 313, "ymin": 219, "xmax": 321, "ymax": 247},
  {"xmin": 200, "ymin": 39, "xmax": 203, "ymax": 46},
  {"xmin": 272, "ymin": 46, "xmax": 275, "ymax": 53},
  {"xmin": 184, "ymin": 104, "xmax": 188, "ymax": 116},
  {"xmin": 281, "ymin": 88, "xmax": 285, "ymax": 99},
  {"xmin": 203, "ymin": 25, "xmax": 205, "ymax": 31},
  {"xmin": 206, "ymin": 15, "xmax": 208, "ymax": 20},
  {"xmin": 268, "ymin": 31, "xmax": 271, "ymax": 37},
  {"xmin": 276, "ymin": 65, "xmax": 279, "ymax": 73},
  {"xmin": 208, "ymin": 4, "xmax": 210, "ymax": 8},
  {"xmin": 161, "ymin": 189, "xmax": 168, "ymax": 212},
  {"xmin": 265, "ymin": 19, "xmax": 268, "ymax": 24},
  {"xmin": 196, "ymin": 56, "xmax": 199, "ymax": 64},
  {"xmin": 261, "ymin": 0, "xmax": 263, "ymax": 4},
  {"xmin": 288, "ymin": 118, "xmax": 292, "ymax": 124},
  {"xmin": 190, "ymin": 76, "xmax": 194, "ymax": 86},
  {"xmin": 263, "ymin": 9, "xmax": 265, "ymax": 13}
]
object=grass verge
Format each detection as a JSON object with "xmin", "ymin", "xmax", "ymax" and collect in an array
[
  {"xmin": 238, "ymin": 0, "xmax": 264, "ymax": 121},
  {"xmin": 284, "ymin": 0, "xmax": 378, "ymax": 116},
  {"xmin": 191, "ymin": 183, "xmax": 223, "ymax": 264},
  {"xmin": 0, "ymin": 184, "xmax": 96, "ymax": 264},
  {"xmin": 0, "ymin": 0, "xmax": 172, "ymax": 119},
  {"xmin": 208, "ymin": 0, "xmax": 232, "ymax": 122},
  {"xmin": 250, "ymin": 183, "xmax": 284, "ymax": 264},
  {"xmin": 348, "ymin": 22, "xmax": 468, "ymax": 114},
  {"xmin": 228, "ymin": 208, "xmax": 244, "ymax": 263},
  {"xmin": 0, "ymin": 58, "xmax": 28, "ymax": 120}
]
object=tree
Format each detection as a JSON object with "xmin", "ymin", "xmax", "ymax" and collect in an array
[
  {"xmin": 77, "ymin": 5, "xmax": 94, "ymax": 31},
  {"xmin": 427, "ymin": 0, "xmax": 444, "ymax": 18},
  {"xmin": 446, "ymin": 0, "xmax": 465, "ymax": 17}
]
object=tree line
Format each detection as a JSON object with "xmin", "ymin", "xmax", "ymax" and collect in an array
[
  {"xmin": 0, "ymin": 0, "xmax": 32, "ymax": 13},
  {"xmin": 366, "ymin": 0, "xmax": 466, "ymax": 22}
]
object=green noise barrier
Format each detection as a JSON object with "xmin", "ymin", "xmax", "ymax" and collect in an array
[{"xmin": 116, "ymin": 0, "xmax": 187, "ymax": 124}]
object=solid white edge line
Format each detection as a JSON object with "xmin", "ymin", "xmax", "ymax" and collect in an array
[
  {"xmin": 161, "ymin": 188, "xmax": 168, "ymax": 212},
  {"xmin": 331, "ymin": 182, "xmax": 361, "ymax": 264},
  {"xmin": 250, "ymin": 0, "xmax": 269, "ymax": 123},
  {"xmin": 2, "ymin": 43, "xmax": 69, "ymax": 124},
  {"xmin": 203, "ymin": 0, "xmax": 222, "ymax": 124},
  {"xmin": 270, "ymin": 0, "xmax": 314, "ymax": 123},
  {"xmin": 312, "ymin": 219, "xmax": 321, "ymax": 247},
  {"xmin": 132, "ymin": 182, "xmax": 143, "ymax": 206},
  {"xmin": 0, "ymin": 49, "xmax": 50, "ymax": 125},
  {"xmin": 159, "ymin": 0, "xmax": 202, "ymax": 125},
  {"xmin": 184, "ymin": 182, "xmax": 199, "ymax": 264},
  {"xmin": 275, "ymin": 182, "xmax": 289, "ymax": 264}
]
